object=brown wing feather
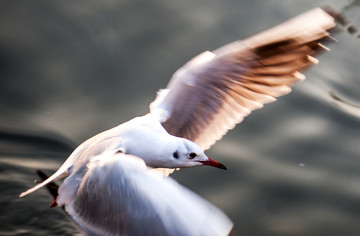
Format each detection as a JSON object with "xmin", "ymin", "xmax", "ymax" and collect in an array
[{"xmin": 150, "ymin": 8, "xmax": 339, "ymax": 150}]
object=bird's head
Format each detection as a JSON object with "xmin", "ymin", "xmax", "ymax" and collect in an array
[
  {"xmin": 167, "ymin": 138, "xmax": 226, "ymax": 170},
  {"xmin": 121, "ymin": 127, "xmax": 226, "ymax": 170}
]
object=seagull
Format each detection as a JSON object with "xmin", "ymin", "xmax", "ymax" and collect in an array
[{"xmin": 20, "ymin": 7, "xmax": 338, "ymax": 236}]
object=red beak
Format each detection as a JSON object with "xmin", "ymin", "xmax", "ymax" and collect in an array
[{"xmin": 199, "ymin": 158, "xmax": 227, "ymax": 170}]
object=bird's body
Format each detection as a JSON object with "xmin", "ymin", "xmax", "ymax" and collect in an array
[
  {"xmin": 20, "ymin": 114, "xmax": 222, "ymax": 198},
  {"xmin": 20, "ymin": 7, "xmax": 339, "ymax": 236}
]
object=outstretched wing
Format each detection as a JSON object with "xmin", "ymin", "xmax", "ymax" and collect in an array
[
  {"xmin": 150, "ymin": 8, "xmax": 338, "ymax": 150},
  {"xmin": 57, "ymin": 153, "xmax": 233, "ymax": 236}
]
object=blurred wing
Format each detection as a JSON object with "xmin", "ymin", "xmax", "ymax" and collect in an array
[
  {"xmin": 57, "ymin": 153, "xmax": 233, "ymax": 236},
  {"xmin": 150, "ymin": 8, "xmax": 338, "ymax": 150}
]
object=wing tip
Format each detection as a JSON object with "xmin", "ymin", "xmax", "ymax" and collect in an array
[
  {"xmin": 294, "ymin": 71, "xmax": 306, "ymax": 81},
  {"xmin": 19, "ymin": 167, "xmax": 68, "ymax": 198},
  {"xmin": 318, "ymin": 43, "xmax": 330, "ymax": 51},
  {"xmin": 19, "ymin": 180, "xmax": 50, "ymax": 198},
  {"xmin": 19, "ymin": 188, "xmax": 35, "ymax": 198},
  {"xmin": 307, "ymin": 55, "xmax": 319, "ymax": 65}
]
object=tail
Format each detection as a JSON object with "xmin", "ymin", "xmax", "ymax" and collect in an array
[{"xmin": 19, "ymin": 164, "xmax": 70, "ymax": 198}]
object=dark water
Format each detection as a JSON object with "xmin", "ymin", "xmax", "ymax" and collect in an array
[{"xmin": 1, "ymin": 0, "xmax": 360, "ymax": 235}]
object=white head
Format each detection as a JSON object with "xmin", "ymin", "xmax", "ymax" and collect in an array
[
  {"xmin": 124, "ymin": 136, "xmax": 226, "ymax": 170},
  {"xmin": 119, "ymin": 123, "xmax": 226, "ymax": 170},
  {"xmin": 167, "ymin": 138, "xmax": 226, "ymax": 169}
]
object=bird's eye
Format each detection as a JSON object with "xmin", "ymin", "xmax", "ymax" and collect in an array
[
  {"xmin": 173, "ymin": 151, "xmax": 179, "ymax": 159},
  {"xmin": 188, "ymin": 152, "xmax": 196, "ymax": 159}
]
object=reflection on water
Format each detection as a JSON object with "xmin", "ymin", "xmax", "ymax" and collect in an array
[{"xmin": 1, "ymin": 0, "xmax": 360, "ymax": 235}]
